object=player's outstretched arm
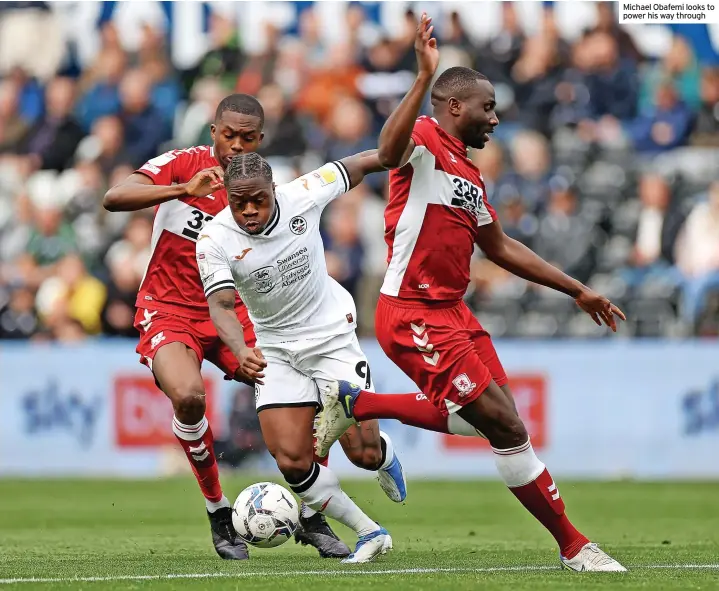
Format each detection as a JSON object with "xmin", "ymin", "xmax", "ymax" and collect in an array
[
  {"xmin": 476, "ymin": 220, "xmax": 626, "ymax": 331},
  {"xmin": 377, "ymin": 12, "xmax": 438, "ymax": 169},
  {"xmin": 338, "ymin": 150, "xmax": 385, "ymax": 189},
  {"xmin": 207, "ymin": 288, "xmax": 267, "ymax": 384},
  {"xmin": 103, "ymin": 167, "xmax": 224, "ymax": 212}
]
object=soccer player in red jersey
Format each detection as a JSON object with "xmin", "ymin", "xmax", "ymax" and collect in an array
[
  {"xmin": 317, "ymin": 15, "xmax": 628, "ymax": 572},
  {"xmin": 103, "ymin": 94, "xmax": 401, "ymax": 560}
]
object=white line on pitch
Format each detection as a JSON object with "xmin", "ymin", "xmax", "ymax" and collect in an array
[{"xmin": 0, "ymin": 564, "xmax": 718, "ymax": 584}]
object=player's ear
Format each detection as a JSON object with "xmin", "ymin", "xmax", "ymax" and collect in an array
[
  {"xmin": 210, "ymin": 123, "xmax": 217, "ymax": 141},
  {"xmin": 447, "ymin": 97, "xmax": 462, "ymax": 117},
  {"xmin": 258, "ymin": 131, "xmax": 265, "ymax": 145}
]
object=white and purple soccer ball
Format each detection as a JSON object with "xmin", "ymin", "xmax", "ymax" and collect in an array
[{"xmin": 232, "ymin": 482, "xmax": 299, "ymax": 548}]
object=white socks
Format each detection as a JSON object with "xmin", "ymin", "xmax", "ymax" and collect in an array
[
  {"xmin": 301, "ymin": 503, "xmax": 317, "ymax": 518},
  {"xmin": 379, "ymin": 431, "xmax": 395, "ymax": 470},
  {"xmin": 492, "ymin": 439, "xmax": 545, "ymax": 487},
  {"xmin": 289, "ymin": 463, "xmax": 378, "ymax": 536},
  {"xmin": 301, "ymin": 431, "xmax": 396, "ymax": 518},
  {"xmin": 172, "ymin": 415, "xmax": 209, "ymax": 441},
  {"xmin": 206, "ymin": 496, "xmax": 230, "ymax": 513}
]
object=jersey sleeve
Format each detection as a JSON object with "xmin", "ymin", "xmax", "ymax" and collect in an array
[
  {"xmin": 406, "ymin": 116, "xmax": 436, "ymax": 165},
  {"xmin": 478, "ymin": 199, "xmax": 498, "ymax": 227},
  {"xmin": 136, "ymin": 150, "xmax": 184, "ymax": 185},
  {"xmin": 288, "ymin": 161, "xmax": 351, "ymax": 210},
  {"xmin": 196, "ymin": 233, "xmax": 235, "ymax": 299}
]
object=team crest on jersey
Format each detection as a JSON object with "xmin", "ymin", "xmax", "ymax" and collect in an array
[
  {"xmin": 452, "ymin": 373, "xmax": 477, "ymax": 398},
  {"xmin": 289, "ymin": 216, "xmax": 307, "ymax": 235}
]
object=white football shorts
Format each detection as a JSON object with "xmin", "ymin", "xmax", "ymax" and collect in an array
[{"xmin": 253, "ymin": 331, "xmax": 375, "ymax": 412}]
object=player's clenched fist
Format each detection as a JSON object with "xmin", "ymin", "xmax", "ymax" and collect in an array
[
  {"xmin": 237, "ymin": 346, "xmax": 268, "ymax": 385},
  {"xmin": 184, "ymin": 166, "xmax": 224, "ymax": 197},
  {"xmin": 415, "ymin": 12, "xmax": 439, "ymax": 78}
]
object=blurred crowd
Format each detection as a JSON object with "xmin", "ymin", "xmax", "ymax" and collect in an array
[{"xmin": 0, "ymin": 1, "xmax": 717, "ymax": 343}]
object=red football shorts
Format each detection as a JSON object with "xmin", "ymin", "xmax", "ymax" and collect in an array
[
  {"xmin": 134, "ymin": 305, "xmax": 256, "ymax": 379},
  {"xmin": 375, "ymin": 295, "xmax": 508, "ymax": 415}
]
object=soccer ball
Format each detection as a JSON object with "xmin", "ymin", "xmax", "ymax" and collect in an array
[{"xmin": 231, "ymin": 482, "xmax": 299, "ymax": 548}]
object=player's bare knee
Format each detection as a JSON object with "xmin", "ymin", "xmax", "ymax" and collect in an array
[
  {"xmin": 168, "ymin": 384, "xmax": 207, "ymax": 422},
  {"xmin": 274, "ymin": 451, "xmax": 313, "ymax": 483},
  {"xmin": 504, "ymin": 415, "xmax": 528, "ymax": 447},
  {"xmin": 486, "ymin": 414, "xmax": 528, "ymax": 449}
]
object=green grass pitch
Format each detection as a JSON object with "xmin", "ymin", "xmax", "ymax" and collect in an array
[{"xmin": 0, "ymin": 477, "xmax": 717, "ymax": 590}]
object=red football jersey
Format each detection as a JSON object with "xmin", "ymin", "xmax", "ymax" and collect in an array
[
  {"xmin": 381, "ymin": 116, "xmax": 497, "ymax": 303},
  {"xmin": 135, "ymin": 146, "xmax": 242, "ymax": 319}
]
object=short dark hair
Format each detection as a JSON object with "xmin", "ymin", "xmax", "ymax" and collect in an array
[
  {"xmin": 215, "ymin": 93, "xmax": 265, "ymax": 126},
  {"xmin": 431, "ymin": 67, "xmax": 489, "ymax": 103},
  {"xmin": 225, "ymin": 153, "xmax": 273, "ymax": 186}
]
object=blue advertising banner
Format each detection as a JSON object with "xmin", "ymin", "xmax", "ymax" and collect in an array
[{"xmin": 1, "ymin": 340, "xmax": 717, "ymax": 479}]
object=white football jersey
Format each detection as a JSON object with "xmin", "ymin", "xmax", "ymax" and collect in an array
[{"xmin": 196, "ymin": 161, "xmax": 357, "ymax": 345}]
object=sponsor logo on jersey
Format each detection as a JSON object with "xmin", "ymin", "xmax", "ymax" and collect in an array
[
  {"xmin": 301, "ymin": 178, "xmax": 309, "ymax": 191},
  {"xmin": 452, "ymin": 373, "xmax": 477, "ymax": 398},
  {"xmin": 141, "ymin": 163, "xmax": 161, "ymax": 175},
  {"xmin": 277, "ymin": 249, "xmax": 308, "ymax": 274},
  {"xmin": 281, "ymin": 264, "xmax": 311, "ymax": 287},
  {"xmin": 450, "ymin": 176, "xmax": 485, "ymax": 218},
  {"xmin": 250, "ymin": 266, "xmax": 276, "ymax": 294},
  {"xmin": 289, "ymin": 216, "xmax": 307, "ymax": 235},
  {"xmin": 346, "ymin": 313, "xmax": 354, "ymax": 323},
  {"xmin": 235, "ymin": 248, "xmax": 253, "ymax": 260},
  {"xmin": 275, "ymin": 248, "xmax": 312, "ymax": 287}
]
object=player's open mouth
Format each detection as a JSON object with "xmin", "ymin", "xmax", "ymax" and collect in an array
[{"xmin": 244, "ymin": 221, "xmax": 259, "ymax": 230}]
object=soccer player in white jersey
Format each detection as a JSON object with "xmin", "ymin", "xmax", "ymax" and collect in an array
[{"xmin": 195, "ymin": 151, "xmax": 402, "ymax": 563}]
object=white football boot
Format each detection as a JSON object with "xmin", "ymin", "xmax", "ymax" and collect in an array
[
  {"xmin": 315, "ymin": 380, "xmax": 358, "ymax": 458},
  {"xmin": 561, "ymin": 543, "xmax": 627, "ymax": 572},
  {"xmin": 341, "ymin": 527, "xmax": 393, "ymax": 564}
]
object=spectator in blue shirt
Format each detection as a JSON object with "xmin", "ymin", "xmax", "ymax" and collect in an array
[
  {"xmin": 629, "ymin": 81, "xmax": 694, "ymax": 154},
  {"xmin": 118, "ymin": 69, "xmax": 171, "ymax": 167}
]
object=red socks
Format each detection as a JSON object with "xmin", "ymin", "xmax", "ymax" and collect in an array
[
  {"xmin": 352, "ymin": 391, "xmax": 451, "ymax": 434},
  {"xmin": 172, "ymin": 416, "xmax": 223, "ymax": 503},
  {"xmin": 509, "ymin": 467, "xmax": 589, "ymax": 558},
  {"xmin": 493, "ymin": 441, "xmax": 588, "ymax": 559},
  {"xmin": 352, "ymin": 390, "xmax": 589, "ymax": 558}
]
